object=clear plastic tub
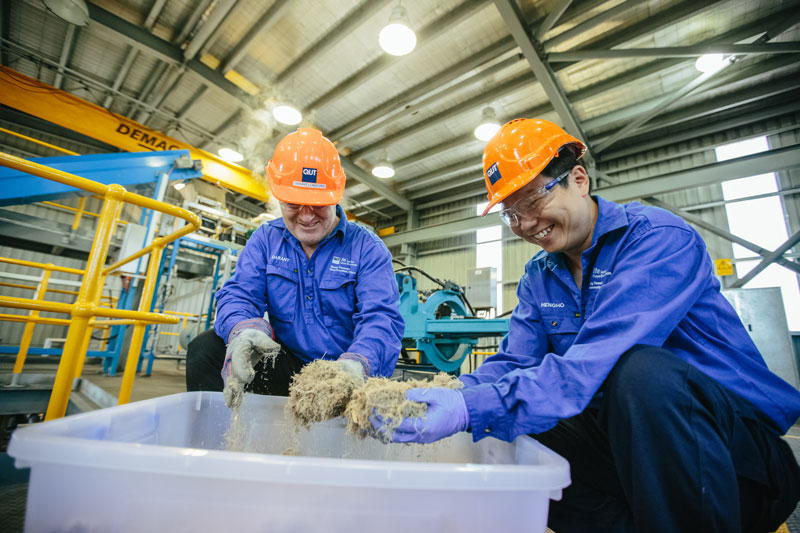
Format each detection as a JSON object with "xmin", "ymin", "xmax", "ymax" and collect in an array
[{"xmin": 8, "ymin": 391, "xmax": 570, "ymax": 532}]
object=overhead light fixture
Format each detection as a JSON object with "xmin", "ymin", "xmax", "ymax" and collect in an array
[
  {"xmin": 218, "ymin": 147, "xmax": 244, "ymax": 162},
  {"xmin": 474, "ymin": 107, "xmax": 501, "ymax": 142},
  {"xmin": 272, "ymin": 104, "xmax": 302, "ymax": 126},
  {"xmin": 173, "ymin": 181, "xmax": 186, "ymax": 191},
  {"xmin": 43, "ymin": 0, "xmax": 89, "ymax": 26},
  {"xmin": 372, "ymin": 155, "xmax": 395, "ymax": 179},
  {"xmin": 379, "ymin": 5, "xmax": 417, "ymax": 56},
  {"xmin": 695, "ymin": 53, "xmax": 725, "ymax": 73}
]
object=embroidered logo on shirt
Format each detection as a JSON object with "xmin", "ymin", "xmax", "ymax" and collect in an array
[
  {"xmin": 270, "ymin": 255, "xmax": 290, "ymax": 263},
  {"xmin": 590, "ymin": 267, "xmax": 612, "ymax": 290},
  {"xmin": 330, "ymin": 256, "xmax": 358, "ymax": 274},
  {"xmin": 540, "ymin": 302, "xmax": 566, "ymax": 308}
]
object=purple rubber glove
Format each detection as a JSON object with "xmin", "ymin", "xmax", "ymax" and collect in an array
[{"xmin": 373, "ymin": 387, "xmax": 469, "ymax": 444}]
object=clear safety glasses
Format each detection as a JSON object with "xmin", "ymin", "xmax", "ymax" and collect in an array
[
  {"xmin": 499, "ymin": 169, "xmax": 571, "ymax": 227},
  {"xmin": 279, "ymin": 202, "xmax": 330, "ymax": 213}
]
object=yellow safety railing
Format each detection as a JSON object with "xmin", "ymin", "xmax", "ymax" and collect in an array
[{"xmin": 0, "ymin": 151, "xmax": 201, "ymax": 420}]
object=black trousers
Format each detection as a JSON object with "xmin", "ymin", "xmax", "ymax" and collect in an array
[
  {"xmin": 185, "ymin": 329, "xmax": 306, "ymax": 397},
  {"xmin": 534, "ymin": 345, "xmax": 800, "ymax": 533}
]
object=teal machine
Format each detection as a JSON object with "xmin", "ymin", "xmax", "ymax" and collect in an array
[{"xmin": 395, "ymin": 268, "xmax": 510, "ymax": 373}]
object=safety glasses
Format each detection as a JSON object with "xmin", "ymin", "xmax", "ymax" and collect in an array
[
  {"xmin": 279, "ymin": 202, "xmax": 331, "ymax": 213},
  {"xmin": 499, "ymin": 169, "xmax": 571, "ymax": 227}
]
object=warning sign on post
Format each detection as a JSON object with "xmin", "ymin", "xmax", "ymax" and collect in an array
[{"xmin": 716, "ymin": 258, "xmax": 734, "ymax": 276}]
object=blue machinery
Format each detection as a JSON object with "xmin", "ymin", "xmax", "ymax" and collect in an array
[{"xmin": 396, "ymin": 272, "xmax": 510, "ymax": 373}]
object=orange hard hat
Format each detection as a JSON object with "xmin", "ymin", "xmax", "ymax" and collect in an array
[
  {"xmin": 266, "ymin": 127, "xmax": 346, "ymax": 205},
  {"xmin": 480, "ymin": 118, "xmax": 586, "ymax": 216}
]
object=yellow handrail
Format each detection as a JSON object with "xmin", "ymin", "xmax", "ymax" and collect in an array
[
  {"xmin": 0, "ymin": 151, "xmax": 201, "ymax": 419},
  {"xmin": 0, "ymin": 256, "xmax": 84, "ymax": 275},
  {"xmin": 0, "ymin": 281, "xmax": 118, "ymax": 302}
]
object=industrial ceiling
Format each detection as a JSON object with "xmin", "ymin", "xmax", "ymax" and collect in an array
[{"xmin": 1, "ymin": 0, "xmax": 799, "ymax": 227}]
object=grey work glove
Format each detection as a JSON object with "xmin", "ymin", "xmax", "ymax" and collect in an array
[
  {"xmin": 222, "ymin": 328, "xmax": 281, "ymax": 409},
  {"xmin": 335, "ymin": 352, "xmax": 370, "ymax": 380}
]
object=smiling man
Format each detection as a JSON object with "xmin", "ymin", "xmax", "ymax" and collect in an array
[
  {"xmin": 373, "ymin": 118, "xmax": 800, "ymax": 531},
  {"xmin": 186, "ymin": 128, "xmax": 404, "ymax": 408}
]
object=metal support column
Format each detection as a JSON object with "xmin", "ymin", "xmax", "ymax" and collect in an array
[
  {"xmin": 730, "ymin": 230, "xmax": 800, "ymax": 288},
  {"xmin": 493, "ymin": 0, "xmax": 594, "ymax": 166},
  {"xmin": 645, "ymin": 197, "xmax": 800, "ymax": 276}
]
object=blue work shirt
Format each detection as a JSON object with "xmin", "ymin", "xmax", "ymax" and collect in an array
[
  {"xmin": 214, "ymin": 205, "xmax": 404, "ymax": 377},
  {"xmin": 461, "ymin": 196, "xmax": 800, "ymax": 441}
]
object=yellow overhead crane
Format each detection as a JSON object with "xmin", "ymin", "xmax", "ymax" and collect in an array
[{"xmin": 0, "ymin": 66, "xmax": 269, "ymax": 202}]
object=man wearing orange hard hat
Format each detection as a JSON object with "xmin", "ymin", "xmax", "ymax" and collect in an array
[
  {"xmin": 187, "ymin": 128, "xmax": 404, "ymax": 409},
  {"xmin": 373, "ymin": 118, "xmax": 800, "ymax": 530}
]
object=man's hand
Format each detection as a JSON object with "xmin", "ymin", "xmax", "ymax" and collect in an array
[
  {"xmin": 372, "ymin": 387, "xmax": 469, "ymax": 443},
  {"xmin": 335, "ymin": 352, "xmax": 370, "ymax": 380},
  {"xmin": 222, "ymin": 323, "xmax": 281, "ymax": 409}
]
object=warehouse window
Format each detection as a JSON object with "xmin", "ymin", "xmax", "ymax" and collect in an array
[
  {"xmin": 477, "ymin": 202, "xmax": 503, "ymax": 313},
  {"xmin": 715, "ymin": 136, "xmax": 800, "ymax": 330}
]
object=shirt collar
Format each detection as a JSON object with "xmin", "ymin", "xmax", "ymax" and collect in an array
[{"xmin": 590, "ymin": 196, "xmax": 628, "ymax": 248}]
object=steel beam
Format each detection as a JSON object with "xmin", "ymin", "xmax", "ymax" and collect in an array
[
  {"xmin": 401, "ymin": 163, "xmax": 483, "ymax": 194},
  {"xmin": 126, "ymin": 61, "xmax": 169, "ymax": 117},
  {"xmin": 137, "ymin": 65, "xmax": 187, "ymax": 123},
  {"xmin": 348, "ymin": 72, "xmax": 531, "ymax": 160},
  {"xmin": 336, "ymin": 53, "xmax": 521, "ymax": 146},
  {"xmin": 341, "ymin": 159, "xmax": 412, "ymax": 212},
  {"xmin": 103, "ymin": 0, "xmax": 167, "ymax": 109},
  {"xmin": 594, "ymin": 9, "xmax": 800, "ymax": 153},
  {"xmin": 545, "ymin": 0, "xmax": 644, "ymax": 49},
  {"xmin": 85, "ymin": 5, "xmax": 405, "ymax": 210},
  {"xmin": 378, "ymin": 147, "xmax": 800, "ymax": 246},
  {"xmin": 198, "ymin": 108, "xmax": 244, "ymax": 150},
  {"xmin": 600, "ymin": 94, "xmax": 800, "ymax": 164},
  {"xmin": 174, "ymin": 0, "xmax": 214, "ymax": 45},
  {"xmin": 383, "ymin": 212, "xmax": 502, "ymax": 247},
  {"xmin": 277, "ymin": 0, "xmax": 392, "ymax": 83},
  {"xmin": 549, "ymin": 42, "xmax": 800, "ymax": 61},
  {"xmin": 53, "ymin": 25, "xmax": 78, "ymax": 89},
  {"xmin": 103, "ymin": 48, "xmax": 139, "ymax": 109},
  {"xmin": 308, "ymin": 0, "xmax": 489, "ymax": 110},
  {"xmin": 645, "ymin": 198, "xmax": 800, "ymax": 276},
  {"xmin": 535, "ymin": 0, "xmax": 574, "ymax": 40},
  {"xmin": 183, "ymin": 0, "xmax": 238, "ymax": 61},
  {"xmin": 340, "ymin": 0, "xmax": 722, "ymax": 157},
  {"xmin": 395, "ymin": 133, "xmax": 480, "ymax": 171},
  {"xmin": 87, "ymin": 4, "xmax": 252, "ymax": 103},
  {"xmin": 730, "ymin": 230, "xmax": 800, "ymax": 287},
  {"xmin": 589, "ymin": 69, "xmax": 800, "ymax": 141},
  {"xmin": 329, "ymin": 36, "xmax": 518, "ymax": 141},
  {"xmin": 493, "ymin": 0, "xmax": 592, "ymax": 163},
  {"xmin": 221, "ymin": 0, "xmax": 292, "ymax": 73},
  {"xmin": 599, "ymin": 146, "xmax": 800, "ymax": 203}
]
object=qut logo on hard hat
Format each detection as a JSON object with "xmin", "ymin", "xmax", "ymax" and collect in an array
[
  {"xmin": 302, "ymin": 167, "xmax": 317, "ymax": 182},
  {"xmin": 487, "ymin": 162, "xmax": 502, "ymax": 185},
  {"xmin": 293, "ymin": 167, "xmax": 326, "ymax": 189}
]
